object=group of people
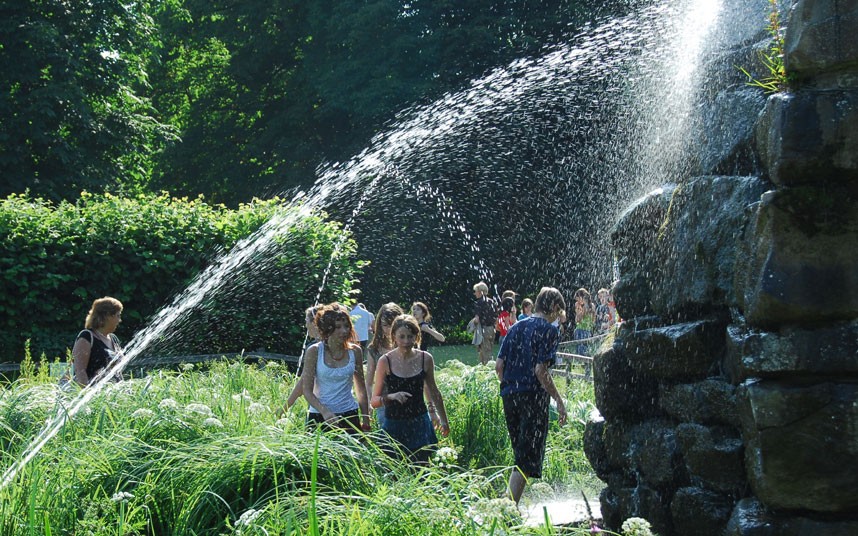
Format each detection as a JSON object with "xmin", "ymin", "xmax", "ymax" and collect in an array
[
  {"xmin": 472, "ymin": 282, "xmax": 618, "ymax": 503},
  {"xmin": 470, "ymin": 282, "xmax": 618, "ymax": 364},
  {"xmin": 69, "ymin": 285, "xmax": 617, "ymax": 505},
  {"xmin": 285, "ymin": 301, "xmax": 449, "ymax": 464}
]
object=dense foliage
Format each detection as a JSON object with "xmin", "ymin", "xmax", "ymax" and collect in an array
[
  {"xmin": 0, "ymin": 193, "xmax": 363, "ymax": 361},
  {"xmin": 1, "ymin": 0, "xmax": 622, "ymax": 203},
  {"xmin": 0, "ymin": 0, "xmax": 174, "ymax": 200},
  {"xmin": 145, "ymin": 0, "xmax": 616, "ymax": 202},
  {"xmin": 0, "ymin": 0, "xmax": 631, "ymax": 351},
  {"xmin": 0, "ymin": 358, "xmax": 598, "ymax": 534}
]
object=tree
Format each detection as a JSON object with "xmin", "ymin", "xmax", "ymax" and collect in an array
[
  {"xmin": 146, "ymin": 0, "xmax": 611, "ymax": 203},
  {"xmin": 0, "ymin": 0, "xmax": 173, "ymax": 201}
]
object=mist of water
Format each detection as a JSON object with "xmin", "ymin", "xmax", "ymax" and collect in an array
[{"xmin": 1, "ymin": 0, "xmax": 733, "ymax": 489}]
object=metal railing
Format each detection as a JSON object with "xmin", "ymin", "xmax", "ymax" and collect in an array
[{"xmin": 550, "ymin": 333, "xmax": 610, "ymax": 382}]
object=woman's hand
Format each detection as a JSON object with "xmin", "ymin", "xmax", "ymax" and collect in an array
[
  {"xmin": 436, "ymin": 421, "xmax": 450, "ymax": 437},
  {"xmin": 360, "ymin": 416, "xmax": 371, "ymax": 432},
  {"xmin": 386, "ymin": 391, "xmax": 411, "ymax": 404}
]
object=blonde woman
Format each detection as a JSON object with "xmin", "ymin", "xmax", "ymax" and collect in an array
[{"xmin": 72, "ymin": 297, "xmax": 124, "ymax": 386}]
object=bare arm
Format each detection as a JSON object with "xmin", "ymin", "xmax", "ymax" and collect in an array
[
  {"xmin": 301, "ymin": 345, "xmax": 335, "ymax": 421},
  {"xmin": 72, "ymin": 336, "xmax": 91, "ymax": 387},
  {"xmin": 370, "ymin": 355, "xmax": 389, "ymax": 409},
  {"xmin": 423, "ymin": 353, "xmax": 449, "ymax": 436},
  {"xmin": 365, "ymin": 350, "xmax": 377, "ymax": 400},
  {"xmin": 351, "ymin": 346, "xmax": 370, "ymax": 429},
  {"xmin": 495, "ymin": 357, "xmax": 505, "ymax": 381},
  {"xmin": 421, "ymin": 324, "xmax": 446, "ymax": 343},
  {"xmin": 534, "ymin": 361, "xmax": 567, "ymax": 426}
]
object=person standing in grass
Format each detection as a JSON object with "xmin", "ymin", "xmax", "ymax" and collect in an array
[
  {"xmin": 350, "ymin": 302, "xmax": 374, "ymax": 351},
  {"xmin": 72, "ymin": 296, "xmax": 124, "ymax": 387},
  {"xmin": 411, "ymin": 301, "xmax": 445, "ymax": 351},
  {"xmin": 366, "ymin": 303, "xmax": 404, "ymax": 427},
  {"xmin": 302, "ymin": 303, "xmax": 370, "ymax": 433},
  {"xmin": 371, "ymin": 314, "xmax": 449, "ymax": 463},
  {"xmin": 495, "ymin": 287, "xmax": 568, "ymax": 504},
  {"xmin": 496, "ymin": 296, "xmax": 515, "ymax": 349},
  {"xmin": 517, "ymin": 298, "xmax": 533, "ymax": 321},
  {"xmin": 281, "ymin": 305, "xmax": 321, "ymax": 413},
  {"xmin": 471, "ymin": 281, "xmax": 498, "ymax": 365},
  {"xmin": 573, "ymin": 288, "xmax": 596, "ymax": 356}
]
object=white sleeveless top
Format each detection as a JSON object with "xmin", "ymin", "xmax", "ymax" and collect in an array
[{"xmin": 308, "ymin": 342, "xmax": 359, "ymax": 415}]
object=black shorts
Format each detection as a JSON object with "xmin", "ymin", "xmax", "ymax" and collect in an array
[
  {"xmin": 502, "ymin": 390, "xmax": 550, "ymax": 478},
  {"xmin": 306, "ymin": 408, "xmax": 361, "ymax": 434}
]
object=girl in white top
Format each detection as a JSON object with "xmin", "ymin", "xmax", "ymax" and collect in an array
[{"xmin": 301, "ymin": 303, "xmax": 370, "ymax": 433}]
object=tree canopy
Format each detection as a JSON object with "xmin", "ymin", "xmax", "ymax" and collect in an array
[{"xmin": 1, "ymin": 0, "xmax": 617, "ymax": 203}]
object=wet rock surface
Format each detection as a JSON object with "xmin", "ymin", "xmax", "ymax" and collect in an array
[
  {"xmin": 739, "ymin": 380, "xmax": 858, "ymax": 511},
  {"xmin": 725, "ymin": 498, "xmax": 858, "ymax": 536},
  {"xmin": 671, "ymin": 486, "xmax": 735, "ymax": 536},
  {"xmin": 659, "ymin": 379, "xmax": 739, "ymax": 426},
  {"xmin": 597, "ymin": 1, "xmax": 858, "ymax": 533},
  {"xmin": 726, "ymin": 320, "xmax": 858, "ymax": 381}
]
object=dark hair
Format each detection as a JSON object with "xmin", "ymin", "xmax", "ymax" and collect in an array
[
  {"xmin": 501, "ymin": 297, "xmax": 515, "ymax": 313},
  {"xmin": 390, "ymin": 314, "xmax": 422, "ymax": 347},
  {"xmin": 369, "ymin": 302, "xmax": 404, "ymax": 355},
  {"xmin": 314, "ymin": 303, "xmax": 356, "ymax": 345},
  {"xmin": 85, "ymin": 297, "xmax": 123, "ymax": 330}
]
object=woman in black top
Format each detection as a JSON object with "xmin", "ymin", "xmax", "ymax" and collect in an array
[
  {"xmin": 371, "ymin": 314, "xmax": 449, "ymax": 463},
  {"xmin": 411, "ymin": 302, "xmax": 445, "ymax": 351},
  {"xmin": 72, "ymin": 296, "xmax": 123, "ymax": 386}
]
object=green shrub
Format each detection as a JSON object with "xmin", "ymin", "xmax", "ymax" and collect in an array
[{"xmin": 0, "ymin": 192, "xmax": 365, "ymax": 361}]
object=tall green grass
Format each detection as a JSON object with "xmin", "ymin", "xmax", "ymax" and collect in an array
[{"xmin": 0, "ymin": 359, "xmax": 599, "ymax": 535}]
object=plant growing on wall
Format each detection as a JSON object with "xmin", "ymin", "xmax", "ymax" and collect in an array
[{"xmin": 738, "ymin": 0, "xmax": 791, "ymax": 93}]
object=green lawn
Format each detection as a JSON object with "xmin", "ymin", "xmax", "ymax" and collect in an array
[{"xmin": 428, "ymin": 343, "xmax": 480, "ymax": 366}]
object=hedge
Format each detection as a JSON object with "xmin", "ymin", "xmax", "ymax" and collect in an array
[{"xmin": 0, "ymin": 192, "xmax": 364, "ymax": 362}]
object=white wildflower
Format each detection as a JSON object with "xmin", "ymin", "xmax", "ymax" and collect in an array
[
  {"xmin": 111, "ymin": 491, "xmax": 134, "ymax": 502},
  {"xmin": 180, "ymin": 363, "xmax": 195, "ymax": 372},
  {"xmin": 185, "ymin": 403, "xmax": 213, "ymax": 416},
  {"xmin": 431, "ymin": 446, "xmax": 458, "ymax": 469},
  {"xmin": 232, "ymin": 391, "xmax": 253, "ymax": 403},
  {"xmin": 234, "ymin": 508, "xmax": 261, "ymax": 534},
  {"xmin": 159, "ymin": 398, "xmax": 178, "ymax": 410},
  {"xmin": 622, "ymin": 517, "xmax": 654, "ymax": 536},
  {"xmin": 203, "ymin": 417, "xmax": 224, "ymax": 428},
  {"xmin": 131, "ymin": 408, "xmax": 155, "ymax": 420},
  {"xmin": 275, "ymin": 417, "xmax": 290, "ymax": 428},
  {"xmin": 247, "ymin": 402, "xmax": 267, "ymax": 415}
]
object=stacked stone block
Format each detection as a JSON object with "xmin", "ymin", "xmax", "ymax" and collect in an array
[{"xmin": 584, "ymin": 1, "xmax": 858, "ymax": 534}]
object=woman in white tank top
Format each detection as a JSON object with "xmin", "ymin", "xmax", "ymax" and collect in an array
[{"xmin": 301, "ymin": 303, "xmax": 370, "ymax": 433}]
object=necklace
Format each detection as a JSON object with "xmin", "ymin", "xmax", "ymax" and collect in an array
[{"xmin": 327, "ymin": 344, "xmax": 347, "ymax": 360}]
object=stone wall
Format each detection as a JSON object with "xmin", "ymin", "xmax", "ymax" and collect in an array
[{"xmin": 584, "ymin": 1, "xmax": 858, "ymax": 534}]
